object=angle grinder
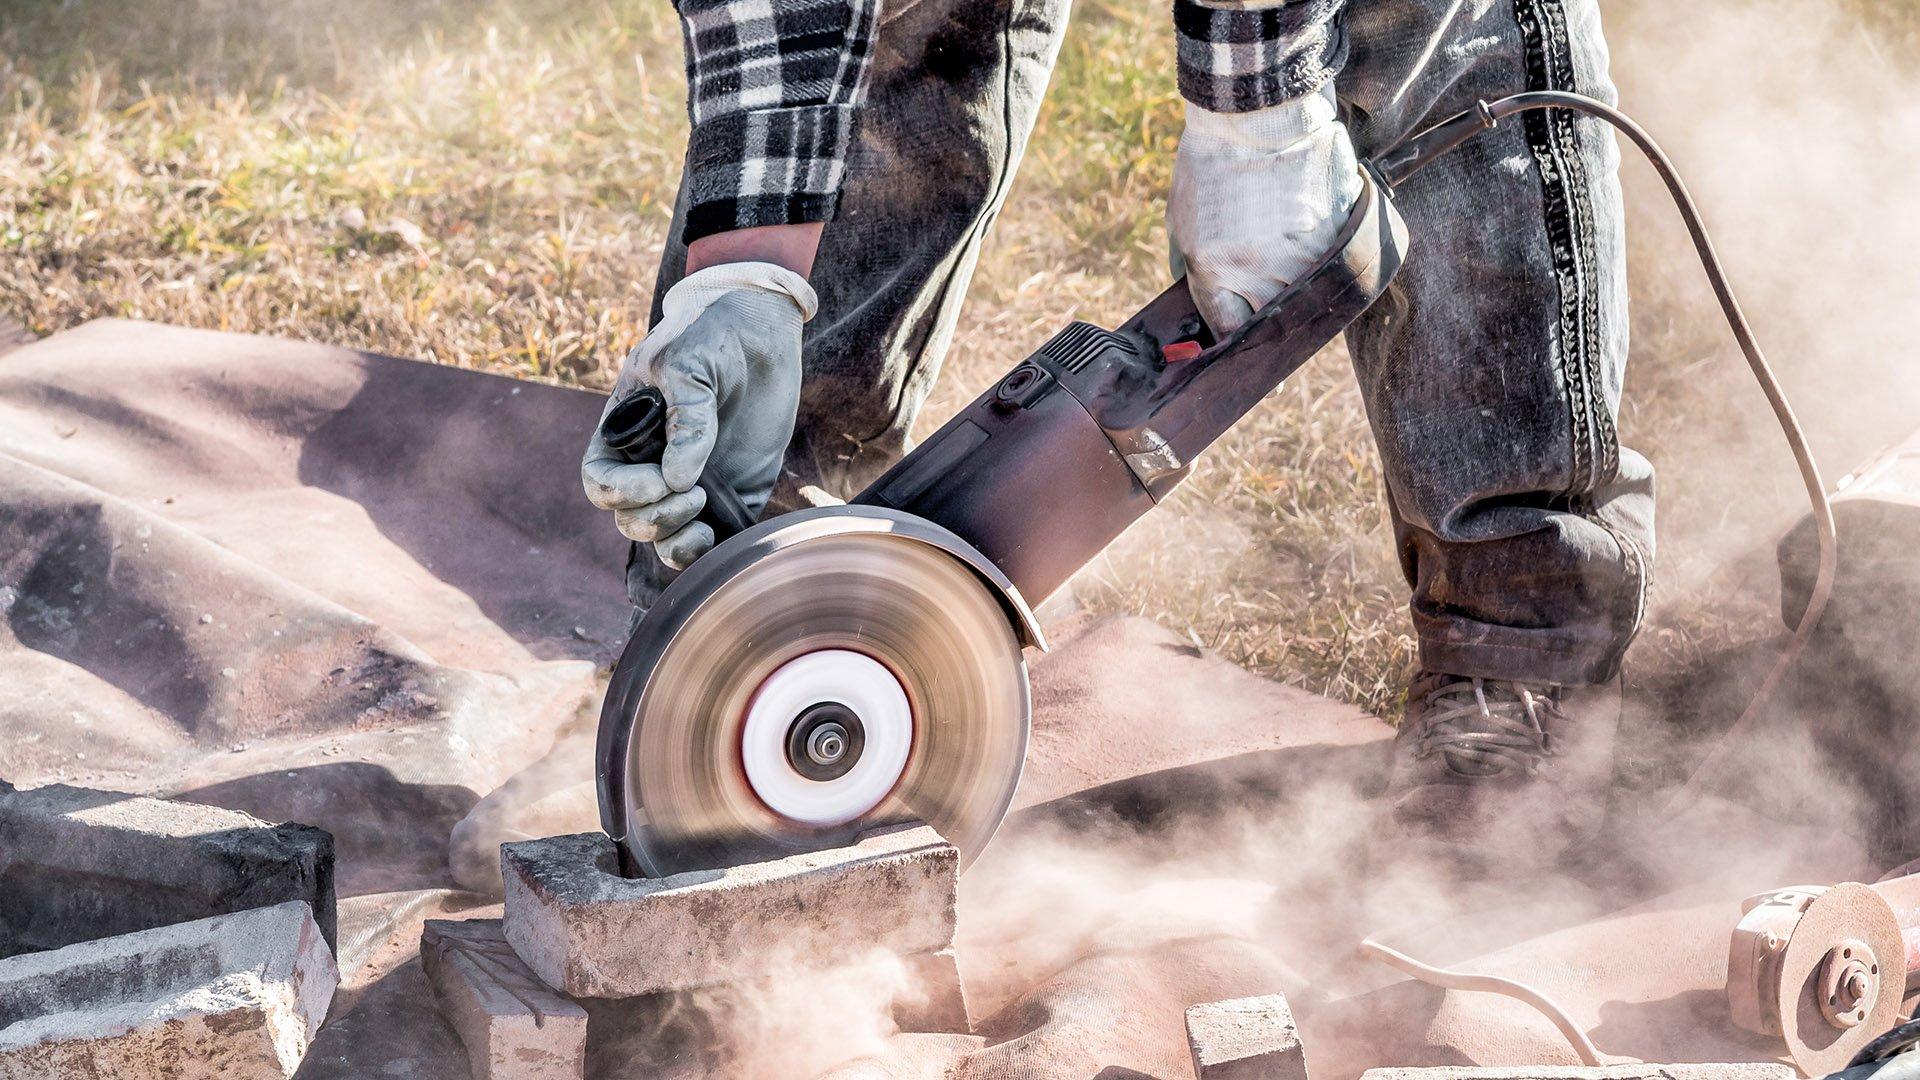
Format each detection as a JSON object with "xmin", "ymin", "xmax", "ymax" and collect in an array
[
  {"xmin": 1728, "ymin": 882, "xmax": 1920, "ymax": 1076},
  {"xmin": 594, "ymin": 92, "xmax": 1840, "ymax": 881}
]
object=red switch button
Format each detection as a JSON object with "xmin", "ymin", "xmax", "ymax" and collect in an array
[{"xmin": 1162, "ymin": 340, "xmax": 1203, "ymax": 363}]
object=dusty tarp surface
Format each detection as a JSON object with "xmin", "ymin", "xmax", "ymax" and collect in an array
[
  {"xmin": 0, "ymin": 320, "xmax": 1885, "ymax": 1079},
  {"xmin": 0, "ymin": 319, "xmax": 627, "ymax": 892}
]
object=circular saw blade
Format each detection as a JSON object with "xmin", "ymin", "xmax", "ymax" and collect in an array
[{"xmin": 601, "ymin": 507, "xmax": 1031, "ymax": 878}]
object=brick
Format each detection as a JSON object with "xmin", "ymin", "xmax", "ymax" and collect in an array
[
  {"xmin": 1186, "ymin": 994, "xmax": 1304, "ymax": 1080},
  {"xmin": 893, "ymin": 948, "xmax": 971, "ymax": 1035},
  {"xmin": 0, "ymin": 783, "xmax": 335, "ymax": 956},
  {"xmin": 1367, "ymin": 1060, "xmax": 1797, "ymax": 1068},
  {"xmin": 421, "ymin": 919, "xmax": 587, "ymax": 1080},
  {"xmin": 0, "ymin": 900, "xmax": 336, "ymax": 1079},
  {"xmin": 502, "ymin": 825, "xmax": 957, "ymax": 998}
]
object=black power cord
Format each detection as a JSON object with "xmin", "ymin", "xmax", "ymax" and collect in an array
[{"xmin": 1852, "ymin": 1018, "xmax": 1920, "ymax": 1070}]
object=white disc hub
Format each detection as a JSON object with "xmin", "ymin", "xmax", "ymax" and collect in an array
[{"xmin": 741, "ymin": 650, "xmax": 913, "ymax": 826}]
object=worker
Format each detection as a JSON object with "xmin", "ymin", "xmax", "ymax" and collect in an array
[{"xmin": 581, "ymin": 0, "xmax": 1650, "ymax": 868}]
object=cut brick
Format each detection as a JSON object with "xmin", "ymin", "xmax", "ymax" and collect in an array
[
  {"xmin": 0, "ymin": 900, "xmax": 336, "ymax": 1079},
  {"xmin": 1186, "ymin": 994, "xmax": 1304, "ymax": 1080},
  {"xmin": 1367, "ymin": 1060, "xmax": 1797, "ymax": 1068},
  {"xmin": 502, "ymin": 825, "xmax": 958, "ymax": 998},
  {"xmin": 421, "ymin": 918, "xmax": 588, "ymax": 1080},
  {"xmin": 893, "ymin": 948, "xmax": 971, "ymax": 1035},
  {"xmin": 0, "ymin": 783, "xmax": 335, "ymax": 956}
]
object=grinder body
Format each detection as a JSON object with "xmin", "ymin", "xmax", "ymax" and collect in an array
[
  {"xmin": 855, "ymin": 170, "xmax": 1407, "ymax": 605},
  {"xmin": 596, "ymin": 170, "xmax": 1406, "ymax": 878}
]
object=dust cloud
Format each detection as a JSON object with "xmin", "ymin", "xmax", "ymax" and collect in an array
[
  {"xmin": 1610, "ymin": 0, "xmax": 1920, "ymax": 585},
  {"xmin": 1600, "ymin": 0, "xmax": 1920, "ymax": 863}
]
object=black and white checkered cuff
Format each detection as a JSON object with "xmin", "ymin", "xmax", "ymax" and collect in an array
[
  {"xmin": 1172, "ymin": 0, "xmax": 1347, "ymax": 113},
  {"xmin": 683, "ymin": 103, "xmax": 853, "ymax": 243},
  {"xmin": 678, "ymin": 0, "xmax": 880, "ymax": 126}
]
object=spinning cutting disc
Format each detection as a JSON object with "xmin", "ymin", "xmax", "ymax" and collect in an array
[
  {"xmin": 1776, "ymin": 883, "xmax": 1905, "ymax": 1076},
  {"xmin": 598, "ymin": 507, "xmax": 1032, "ymax": 878}
]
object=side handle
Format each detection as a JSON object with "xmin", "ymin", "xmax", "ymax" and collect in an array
[{"xmin": 599, "ymin": 388, "xmax": 759, "ymax": 542}]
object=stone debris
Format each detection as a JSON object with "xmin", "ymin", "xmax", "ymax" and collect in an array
[
  {"xmin": 1367, "ymin": 1060, "xmax": 1797, "ymax": 1068},
  {"xmin": 0, "ymin": 783, "xmax": 335, "ymax": 956},
  {"xmin": 893, "ymin": 947, "xmax": 971, "ymax": 1035},
  {"xmin": 420, "ymin": 918, "xmax": 588, "ymax": 1080},
  {"xmin": 502, "ymin": 825, "xmax": 958, "ymax": 998},
  {"xmin": 0, "ymin": 900, "xmax": 336, "ymax": 1079},
  {"xmin": 1185, "ymin": 993, "xmax": 1304, "ymax": 1080}
]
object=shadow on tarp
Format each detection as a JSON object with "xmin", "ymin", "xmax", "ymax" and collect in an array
[{"xmin": 295, "ymin": 353, "xmax": 626, "ymax": 666}]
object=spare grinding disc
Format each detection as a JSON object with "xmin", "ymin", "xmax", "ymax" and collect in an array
[{"xmin": 1777, "ymin": 882, "xmax": 1905, "ymax": 1076}]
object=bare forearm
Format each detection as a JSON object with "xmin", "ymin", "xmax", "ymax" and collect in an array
[{"xmin": 685, "ymin": 223, "xmax": 825, "ymax": 277}]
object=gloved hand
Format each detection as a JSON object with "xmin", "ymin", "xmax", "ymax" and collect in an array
[
  {"xmin": 582, "ymin": 262, "xmax": 818, "ymax": 570},
  {"xmin": 1168, "ymin": 82, "xmax": 1364, "ymax": 335}
]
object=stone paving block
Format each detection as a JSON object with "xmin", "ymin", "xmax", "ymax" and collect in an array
[
  {"xmin": 502, "ymin": 825, "xmax": 958, "ymax": 998},
  {"xmin": 892, "ymin": 948, "xmax": 971, "ymax": 1035},
  {"xmin": 1186, "ymin": 994, "xmax": 1304, "ymax": 1080},
  {"xmin": 1367, "ymin": 1060, "xmax": 1797, "ymax": 1068},
  {"xmin": 1359, "ymin": 1069, "xmax": 1796, "ymax": 1080},
  {"xmin": 0, "ymin": 783, "xmax": 335, "ymax": 956},
  {"xmin": 0, "ymin": 900, "xmax": 337, "ymax": 1079},
  {"xmin": 421, "ymin": 918, "xmax": 587, "ymax": 1080}
]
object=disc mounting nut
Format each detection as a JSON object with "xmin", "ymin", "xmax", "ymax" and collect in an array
[
  {"xmin": 786, "ymin": 702, "xmax": 866, "ymax": 783},
  {"xmin": 1817, "ymin": 938, "xmax": 1880, "ymax": 1030}
]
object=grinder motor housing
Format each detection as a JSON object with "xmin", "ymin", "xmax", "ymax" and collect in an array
[{"xmin": 852, "ymin": 169, "xmax": 1408, "ymax": 610}]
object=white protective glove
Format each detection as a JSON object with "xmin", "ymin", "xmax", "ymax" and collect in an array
[
  {"xmin": 1168, "ymin": 82, "xmax": 1364, "ymax": 335},
  {"xmin": 581, "ymin": 262, "xmax": 818, "ymax": 570}
]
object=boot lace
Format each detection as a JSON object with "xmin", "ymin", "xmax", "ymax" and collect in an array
[{"xmin": 1410, "ymin": 676, "xmax": 1562, "ymax": 777}]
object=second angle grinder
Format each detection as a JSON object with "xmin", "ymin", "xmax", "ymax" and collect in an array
[{"xmin": 594, "ymin": 92, "xmax": 1839, "ymax": 880}]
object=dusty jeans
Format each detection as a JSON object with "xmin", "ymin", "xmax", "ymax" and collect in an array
[{"xmin": 639, "ymin": 0, "xmax": 1655, "ymax": 687}]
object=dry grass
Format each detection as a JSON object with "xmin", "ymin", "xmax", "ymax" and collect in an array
[{"xmin": 2, "ymin": 0, "xmax": 1911, "ymax": 716}]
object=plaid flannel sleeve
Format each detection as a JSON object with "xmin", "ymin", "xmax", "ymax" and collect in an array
[
  {"xmin": 1172, "ymin": 0, "xmax": 1347, "ymax": 114},
  {"xmin": 676, "ymin": 0, "xmax": 882, "ymax": 243}
]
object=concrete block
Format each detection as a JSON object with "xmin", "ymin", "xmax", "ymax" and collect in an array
[
  {"xmin": 0, "ymin": 900, "xmax": 336, "ymax": 1079},
  {"xmin": 893, "ymin": 948, "xmax": 971, "ymax": 1035},
  {"xmin": 421, "ymin": 918, "xmax": 587, "ymax": 1080},
  {"xmin": 1186, "ymin": 994, "xmax": 1304, "ymax": 1080},
  {"xmin": 0, "ymin": 783, "xmax": 335, "ymax": 956},
  {"xmin": 1359, "ymin": 1060, "xmax": 1789, "ymax": 1068},
  {"xmin": 502, "ymin": 825, "xmax": 958, "ymax": 998}
]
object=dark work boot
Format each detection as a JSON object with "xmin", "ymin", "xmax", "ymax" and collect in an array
[{"xmin": 1384, "ymin": 672, "xmax": 1622, "ymax": 870}]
